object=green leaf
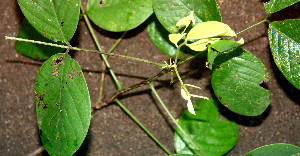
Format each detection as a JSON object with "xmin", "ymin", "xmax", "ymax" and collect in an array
[
  {"xmin": 153, "ymin": 0, "xmax": 221, "ymax": 33},
  {"xmin": 268, "ymin": 19, "xmax": 300, "ymax": 90},
  {"xmin": 86, "ymin": 0, "xmax": 153, "ymax": 32},
  {"xmin": 264, "ymin": 0, "xmax": 300, "ymax": 14},
  {"xmin": 207, "ymin": 47, "xmax": 219, "ymax": 70},
  {"xmin": 210, "ymin": 40, "xmax": 244, "ymax": 53},
  {"xmin": 146, "ymin": 15, "xmax": 184, "ymax": 57},
  {"xmin": 211, "ymin": 48, "xmax": 270, "ymax": 116},
  {"xmin": 35, "ymin": 54, "xmax": 91, "ymax": 156},
  {"xmin": 169, "ymin": 154, "xmax": 194, "ymax": 156},
  {"xmin": 174, "ymin": 98, "xmax": 238, "ymax": 156},
  {"xmin": 15, "ymin": 18, "xmax": 65, "ymax": 60},
  {"xmin": 245, "ymin": 143, "xmax": 300, "ymax": 156},
  {"xmin": 17, "ymin": 0, "xmax": 80, "ymax": 42}
]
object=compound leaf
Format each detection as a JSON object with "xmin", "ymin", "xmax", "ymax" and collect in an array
[
  {"xmin": 268, "ymin": 19, "xmax": 300, "ymax": 90},
  {"xmin": 17, "ymin": 0, "xmax": 80, "ymax": 42},
  {"xmin": 153, "ymin": 0, "xmax": 221, "ymax": 33},
  {"xmin": 15, "ymin": 18, "xmax": 65, "ymax": 60},
  {"xmin": 211, "ymin": 48, "xmax": 270, "ymax": 116},
  {"xmin": 174, "ymin": 98, "xmax": 238, "ymax": 156},
  {"xmin": 146, "ymin": 15, "xmax": 185, "ymax": 57},
  {"xmin": 35, "ymin": 54, "xmax": 91, "ymax": 156},
  {"xmin": 245, "ymin": 143, "xmax": 300, "ymax": 156},
  {"xmin": 264, "ymin": 0, "xmax": 300, "ymax": 14},
  {"xmin": 86, "ymin": 0, "xmax": 152, "ymax": 32}
]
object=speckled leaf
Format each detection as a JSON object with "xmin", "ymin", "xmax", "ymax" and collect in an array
[
  {"xmin": 15, "ymin": 18, "xmax": 65, "ymax": 60},
  {"xmin": 268, "ymin": 19, "xmax": 300, "ymax": 90},
  {"xmin": 174, "ymin": 98, "xmax": 238, "ymax": 156},
  {"xmin": 264, "ymin": 0, "xmax": 300, "ymax": 14},
  {"xmin": 35, "ymin": 54, "xmax": 91, "ymax": 156},
  {"xmin": 153, "ymin": 0, "xmax": 221, "ymax": 33},
  {"xmin": 245, "ymin": 143, "xmax": 300, "ymax": 156},
  {"xmin": 146, "ymin": 15, "xmax": 185, "ymax": 57},
  {"xmin": 17, "ymin": 0, "xmax": 80, "ymax": 42},
  {"xmin": 86, "ymin": 0, "xmax": 152, "ymax": 32},
  {"xmin": 211, "ymin": 48, "xmax": 270, "ymax": 116}
]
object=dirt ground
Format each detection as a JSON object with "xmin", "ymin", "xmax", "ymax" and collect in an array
[{"xmin": 0, "ymin": 0, "xmax": 299, "ymax": 156}]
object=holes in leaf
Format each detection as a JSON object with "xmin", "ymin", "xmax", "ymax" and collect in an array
[
  {"xmin": 52, "ymin": 67, "xmax": 59, "ymax": 77},
  {"xmin": 99, "ymin": 0, "xmax": 105, "ymax": 7},
  {"xmin": 60, "ymin": 19, "xmax": 64, "ymax": 27},
  {"xmin": 56, "ymin": 103, "xmax": 59, "ymax": 106},
  {"xmin": 42, "ymin": 103, "xmax": 48, "ymax": 109},
  {"xmin": 219, "ymin": 96, "xmax": 222, "ymax": 100},
  {"xmin": 50, "ymin": 37, "xmax": 54, "ymax": 41},
  {"xmin": 50, "ymin": 122, "xmax": 52, "ymax": 126},
  {"xmin": 52, "ymin": 56, "xmax": 64, "ymax": 66}
]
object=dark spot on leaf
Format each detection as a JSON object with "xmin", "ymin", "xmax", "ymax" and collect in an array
[
  {"xmin": 65, "ymin": 82, "xmax": 67, "ymax": 85},
  {"xmin": 57, "ymin": 138, "xmax": 61, "ymax": 141},
  {"xmin": 37, "ymin": 94, "xmax": 44, "ymax": 101},
  {"xmin": 257, "ymin": 101, "xmax": 261, "ymax": 103},
  {"xmin": 52, "ymin": 117, "xmax": 55, "ymax": 120},
  {"xmin": 224, "ymin": 104, "xmax": 229, "ymax": 108},
  {"xmin": 141, "ymin": 5, "xmax": 144, "ymax": 7},
  {"xmin": 60, "ymin": 19, "xmax": 64, "ymax": 27},
  {"xmin": 43, "ymin": 34, "xmax": 47, "ymax": 37},
  {"xmin": 50, "ymin": 122, "xmax": 52, "ymax": 126},
  {"xmin": 67, "ymin": 73, "xmax": 73, "ymax": 79},
  {"xmin": 219, "ymin": 96, "xmax": 222, "ymax": 100},
  {"xmin": 56, "ymin": 31, "xmax": 59, "ymax": 34},
  {"xmin": 99, "ymin": 0, "xmax": 105, "ymax": 7},
  {"xmin": 43, "ymin": 103, "xmax": 48, "ymax": 109},
  {"xmin": 52, "ymin": 56, "xmax": 64, "ymax": 66},
  {"xmin": 50, "ymin": 37, "xmax": 54, "ymax": 41},
  {"xmin": 52, "ymin": 67, "xmax": 59, "ymax": 77},
  {"xmin": 56, "ymin": 103, "xmax": 59, "ymax": 106},
  {"xmin": 47, "ymin": 138, "xmax": 50, "ymax": 142},
  {"xmin": 62, "ymin": 86, "xmax": 64, "ymax": 89}
]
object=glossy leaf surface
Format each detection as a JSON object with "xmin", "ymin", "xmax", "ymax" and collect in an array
[
  {"xmin": 86, "ymin": 0, "xmax": 152, "ymax": 32},
  {"xmin": 174, "ymin": 98, "xmax": 238, "ymax": 156},
  {"xmin": 15, "ymin": 18, "xmax": 65, "ymax": 60},
  {"xmin": 17, "ymin": 0, "xmax": 80, "ymax": 42},
  {"xmin": 245, "ymin": 143, "xmax": 300, "ymax": 156},
  {"xmin": 146, "ymin": 15, "xmax": 184, "ymax": 57},
  {"xmin": 153, "ymin": 0, "xmax": 221, "ymax": 33},
  {"xmin": 211, "ymin": 48, "xmax": 270, "ymax": 116},
  {"xmin": 268, "ymin": 19, "xmax": 300, "ymax": 89},
  {"xmin": 35, "ymin": 54, "xmax": 91, "ymax": 155},
  {"xmin": 264, "ymin": 0, "xmax": 300, "ymax": 14}
]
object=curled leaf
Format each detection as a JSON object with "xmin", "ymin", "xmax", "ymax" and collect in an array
[
  {"xmin": 187, "ymin": 21, "xmax": 236, "ymax": 40},
  {"xmin": 186, "ymin": 38, "xmax": 220, "ymax": 51}
]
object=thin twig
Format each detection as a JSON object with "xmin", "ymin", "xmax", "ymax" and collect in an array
[{"xmin": 26, "ymin": 146, "xmax": 44, "ymax": 156}]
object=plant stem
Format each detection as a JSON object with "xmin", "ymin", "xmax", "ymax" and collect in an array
[
  {"xmin": 114, "ymin": 99, "xmax": 172, "ymax": 155},
  {"xmin": 227, "ymin": 19, "xmax": 267, "ymax": 40},
  {"xmin": 148, "ymin": 83, "xmax": 203, "ymax": 153},
  {"xmin": 81, "ymin": 4, "xmax": 122, "ymax": 90},
  {"xmin": 174, "ymin": 42, "xmax": 186, "ymax": 65},
  {"xmin": 96, "ymin": 31, "xmax": 128, "ymax": 104}
]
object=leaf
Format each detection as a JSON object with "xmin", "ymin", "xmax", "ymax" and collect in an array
[
  {"xmin": 186, "ymin": 38, "xmax": 220, "ymax": 52},
  {"xmin": 86, "ymin": 0, "xmax": 152, "ymax": 32},
  {"xmin": 207, "ymin": 47, "xmax": 218, "ymax": 70},
  {"xmin": 263, "ymin": 0, "xmax": 300, "ymax": 14},
  {"xmin": 153, "ymin": 0, "xmax": 221, "ymax": 33},
  {"xmin": 15, "ymin": 18, "xmax": 65, "ymax": 60},
  {"xmin": 245, "ymin": 143, "xmax": 300, "ymax": 156},
  {"xmin": 169, "ymin": 154, "xmax": 194, "ymax": 156},
  {"xmin": 146, "ymin": 15, "xmax": 185, "ymax": 57},
  {"xmin": 35, "ymin": 54, "xmax": 91, "ymax": 156},
  {"xmin": 174, "ymin": 98, "xmax": 238, "ymax": 156},
  {"xmin": 268, "ymin": 19, "xmax": 300, "ymax": 90},
  {"xmin": 211, "ymin": 48, "xmax": 270, "ymax": 116},
  {"xmin": 186, "ymin": 21, "xmax": 236, "ymax": 40},
  {"xmin": 17, "ymin": 0, "xmax": 80, "ymax": 42}
]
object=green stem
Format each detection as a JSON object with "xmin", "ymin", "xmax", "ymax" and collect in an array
[
  {"xmin": 174, "ymin": 67, "xmax": 184, "ymax": 85},
  {"xmin": 80, "ymin": 4, "xmax": 122, "ymax": 90},
  {"xmin": 96, "ymin": 31, "xmax": 128, "ymax": 104},
  {"xmin": 114, "ymin": 99, "xmax": 172, "ymax": 155},
  {"xmin": 227, "ymin": 19, "xmax": 267, "ymax": 40},
  {"xmin": 174, "ymin": 42, "xmax": 186, "ymax": 65},
  {"xmin": 148, "ymin": 83, "xmax": 203, "ymax": 153}
]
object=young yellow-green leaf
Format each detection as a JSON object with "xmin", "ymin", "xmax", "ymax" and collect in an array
[
  {"xmin": 211, "ymin": 48, "xmax": 270, "ymax": 116},
  {"xmin": 186, "ymin": 38, "xmax": 220, "ymax": 51},
  {"xmin": 17, "ymin": 0, "xmax": 80, "ymax": 42},
  {"xmin": 176, "ymin": 11, "xmax": 195, "ymax": 28},
  {"xmin": 169, "ymin": 33, "xmax": 186, "ymax": 47},
  {"xmin": 86, "ymin": 0, "xmax": 152, "ymax": 32},
  {"xmin": 245, "ymin": 143, "xmax": 300, "ymax": 156},
  {"xmin": 264, "ymin": 0, "xmax": 300, "ymax": 14},
  {"xmin": 146, "ymin": 15, "xmax": 185, "ymax": 57},
  {"xmin": 187, "ymin": 21, "xmax": 236, "ymax": 40},
  {"xmin": 153, "ymin": 0, "xmax": 221, "ymax": 33},
  {"xmin": 174, "ymin": 98, "xmax": 238, "ymax": 156},
  {"xmin": 35, "ymin": 54, "xmax": 91, "ymax": 156},
  {"xmin": 268, "ymin": 19, "xmax": 300, "ymax": 90},
  {"xmin": 15, "ymin": 18, "xmax": 65, "ymax": 60}
]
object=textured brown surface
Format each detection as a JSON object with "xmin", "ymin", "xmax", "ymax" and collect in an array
[{"xmin": 0, "ymin": 0, "xmax": 299, "ymax": 156}]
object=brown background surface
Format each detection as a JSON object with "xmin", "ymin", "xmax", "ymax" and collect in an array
[{"xmin": 0, "ymin": 0, "xmax": 299, "ymax": 155}]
